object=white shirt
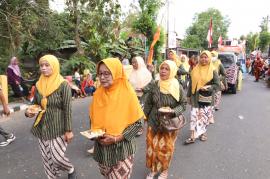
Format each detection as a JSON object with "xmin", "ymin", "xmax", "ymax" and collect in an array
[{"xmin": 74, "ymin": 72, "xmax": 80, "ymax": 81}]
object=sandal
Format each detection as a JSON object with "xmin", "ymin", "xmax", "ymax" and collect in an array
[
  {"xmin": 200, "ymin": 134, "xmax": 207, "ymax": 141},
  {"xmin": 184, "ymin": 138, "xmax": 195, "ymax": 145},
  {"xmin": 158, "ymin": 171, "xmax": 168, "ymax": 179},
  {"xmin": 146, "ymin": 172, "xmax": 156, "ymax": 179}
]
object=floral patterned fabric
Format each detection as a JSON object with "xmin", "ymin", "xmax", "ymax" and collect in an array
[{"xmin": 190, "ymin": 107, "xmax": 213, "ymax": 138}]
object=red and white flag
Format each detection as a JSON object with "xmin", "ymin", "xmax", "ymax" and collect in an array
[
  {"xmin": 207, "ymin": 18, "xmax": 213, "ymax": 48},
  {"xmin": 218, "ymin": 35, "xmax": 222, "ymax": 46}
]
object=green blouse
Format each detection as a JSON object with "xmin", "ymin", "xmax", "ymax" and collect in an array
[
  {"xmin": 187, "ymin": 71, "xmax": 220, "ymax": 108},
  {"xmin": 31, "ymin": 81, "xmax": 72, "ymax": 140},
  {"xmin": 93, "ymin": 120, "xmax": 143, "ymax": 167},
  {"xmin": 143, "ymin": 81, "xmax": 187, "ymax": 132}
]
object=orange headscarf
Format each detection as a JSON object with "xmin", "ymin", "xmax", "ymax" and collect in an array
[
  {"xmin": 191, "ymin": 50, "xmax": 214, "ymax": 94},
  {"xmin": 89, "ymin": 58, "xmax": 144, "ymax": 136}
]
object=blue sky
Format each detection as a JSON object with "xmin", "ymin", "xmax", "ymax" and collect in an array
[{"xmin": 50, "ymin": 0, "xmax": 270, "ymax": 39}]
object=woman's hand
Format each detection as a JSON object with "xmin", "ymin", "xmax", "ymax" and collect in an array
[
  {"xmin": 64, "ymin": 131, "xmax": 74, "ymax": 144},
  {"xmin": 97, "ymin": 134, "xmax": 123, "ymax": 146},
  {"xmin": 25, "ymin": 108, "xmax": 36, "ymax": 118},
  {"xmin": 3, "ymin": 106, "xmax": 10, "ymax": 116}
]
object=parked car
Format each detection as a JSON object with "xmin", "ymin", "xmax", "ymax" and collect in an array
[{"xmin": 218, "ymin": 52, "xmax": 240, "ymax": 94}]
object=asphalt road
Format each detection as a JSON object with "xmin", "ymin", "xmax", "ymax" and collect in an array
[{"xmin": 1, "ymin": 74, "xmax": 270, "ymax": 179}]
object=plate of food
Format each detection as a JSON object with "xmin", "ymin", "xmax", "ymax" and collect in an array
[
  {"xmin": 80, "ymin": 129, "xmax": 105, "ymax": 139},
  {"xmin": 27, "ymin": 104, "xmax": 42, "ymax": 114},
  {"xmin": 158, "ymin": 106, "xmax": 173, "ymax": 113}
]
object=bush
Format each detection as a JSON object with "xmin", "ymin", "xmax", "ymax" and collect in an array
[{"xmin": 61, "ymin": 55, "xmax": 96, "ymax": 76}]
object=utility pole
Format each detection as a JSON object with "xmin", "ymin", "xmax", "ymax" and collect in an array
[{"xmin": 166, "ymin": 0, "xmax": 170, "ymax": 49}]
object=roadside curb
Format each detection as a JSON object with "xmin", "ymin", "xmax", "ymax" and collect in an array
[{"xmin": 0, "ymin": 103, "xmax": 29, "ymax": 118}]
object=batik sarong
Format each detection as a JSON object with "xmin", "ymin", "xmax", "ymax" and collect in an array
[
  {"xmin": 98, "ymin": 155, "xmax": 134, "ymax": 179},
  {"xmin": 146, "ymin": 126, "xmax": 178, "ymax": 172},
  {"xmin": 190, "ymin": 107, "xmax": 213, "ymax": 138}
]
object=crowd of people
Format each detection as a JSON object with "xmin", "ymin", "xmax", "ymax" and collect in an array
[
  {"xmin": 246, "ymin": 51, "xmax": 270, "ymax": 83},
  {"xmin": 0, "ymin": 49, "xmax": 228, "ymax": 179}
]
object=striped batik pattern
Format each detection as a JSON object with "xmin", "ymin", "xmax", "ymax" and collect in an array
[
  {"xmin": 98, "ymin": 155, "xmax": 134, "ymax": 179},
  {"xmin": 38, "ymin": 136, "xmax": 73, "ymax": 179},
  {"xmin": 31, "ymin": 82, "xmax": 72, "ymax": 141},
  {"xmin": 93, "ymin": 120, "xmax": 143, "ymax": 167}
]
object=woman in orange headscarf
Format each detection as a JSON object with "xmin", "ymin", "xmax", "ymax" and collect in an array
[
  {"xmin": 89, "ymin": 58, "xmax": 144, "ymax": 178},
  {"xmin": 25, "ymin": 55, "xmax": 77, "ymax": 179},
  {"xmin": 143, "ymin": 60, "xmax": 187, "ymax": 179},
  {"xmin": 185, "ymin": 51, "xmax": 220, "ymax": 144}
]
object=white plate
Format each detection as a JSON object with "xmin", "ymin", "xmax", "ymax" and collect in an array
[{"xmin": 80, "ymin": 130, "xmax": 105, "ymax": 139}]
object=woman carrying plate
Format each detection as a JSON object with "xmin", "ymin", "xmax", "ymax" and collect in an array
[
  {"xmin": 185, "ymin": 50, "xmax": 220, "ymax": 144},
  {"xmin": 25, "ymin": 55, "xmax": 76, "ymax": 179},
  {"xmin": 143, "ymin": 60, "xmax": 187, "ymax": 179},
  {"xmin": 89, "ymin": 58, "xmax": 144, "ymax": 178}
]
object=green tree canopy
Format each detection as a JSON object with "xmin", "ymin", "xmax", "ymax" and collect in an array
[
  {"xmin": 181, "ymin": 8, "xmax": 230, "ymax": 49},
  {"xmin": 258, "ymin": 16, "xmax": 270, "ymax": 52},
  {"xmin": 0, "ymin": 0, "xmax": 70, "ymax": 74},
  {"xmin": 132, "ymin": 0, "xmax": 165, "ymax": 62},
  {"xmin": 245, "ymin": 32, "xmax": 260, "ymax": 53}
]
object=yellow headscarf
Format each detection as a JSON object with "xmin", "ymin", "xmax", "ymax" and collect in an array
[
  {"xmin": 83, "ymin": 69, "xmax": 90, "ymax": 76},
  {"xmin": 159, "ymin": 60, "xmax": 180, "ymax": 101},
  {"xmin": 34, "ymin": 55, "xmax": 65, "ymax": 126},
  {"xmin": 211, "ymin": 51, "xmax": 222, "ymax": 71},
  {"xmin": 169, "ymin": 50, "xmax": 182, "ymax": 67},
  {"xmin": 89, "ymin": 58, "xmax": 144, "ymax": 136},
  {"xmin": 191, "ymin": 50, "xmax": 214, "ymax": 94},
  {"xmin": 180, "ymin": 55, "xmax": 190, "ymax": 72}
]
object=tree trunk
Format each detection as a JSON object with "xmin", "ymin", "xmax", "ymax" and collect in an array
[
  {"xmin": 71, "ymin": 1, "xmax": 84, "ymax": 55},
  {"xmin": 75, "ymin": 10, "xmax": 84, "ymax": 55}
]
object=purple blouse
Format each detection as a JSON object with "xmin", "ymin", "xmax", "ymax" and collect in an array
[{"xmin": 7, "ymin": 68, "xmax": 22, "ymax": 85}]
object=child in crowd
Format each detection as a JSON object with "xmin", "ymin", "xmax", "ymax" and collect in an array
[
  {"xmin": 81, "ymin": 72, "xmax": 96, "ymax": 96},
  {"xmin": 66, "ymin": 76, "xmax": 84, "ymax": 98},
  {"xmin": 74, "ymin": 67, "xmax": 81, "ymax": 88}
]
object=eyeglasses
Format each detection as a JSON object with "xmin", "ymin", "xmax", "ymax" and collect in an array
[{"xmin": 97, "ymin": 71, "xmax": 111, "ymax": 78}]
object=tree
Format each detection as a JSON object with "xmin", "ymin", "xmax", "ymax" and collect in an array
[
  {"xmin": 65, "ymin": 0, "xmax": 121, "ymax": 62},
  {"xmin": 182, "ymin": 8, "xmax": 230, "ymax": 50},
  {"xmin": 246, "ymin": 32, "xmax": 260, "ymax": 53},
  {"xmin": 259, "ymin": 31, "xmax": 270, "ymax": 52},
  {"xmin": 0, "ymin": 0, "xmax": 69, "ymax": 73},
  {"xmin": 132, "ymin": 0, "xmax": 165, "ymax": 62},
  {"xmin": 258, "ymin": 16, "xmax": 270, "ymax": 52}
]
